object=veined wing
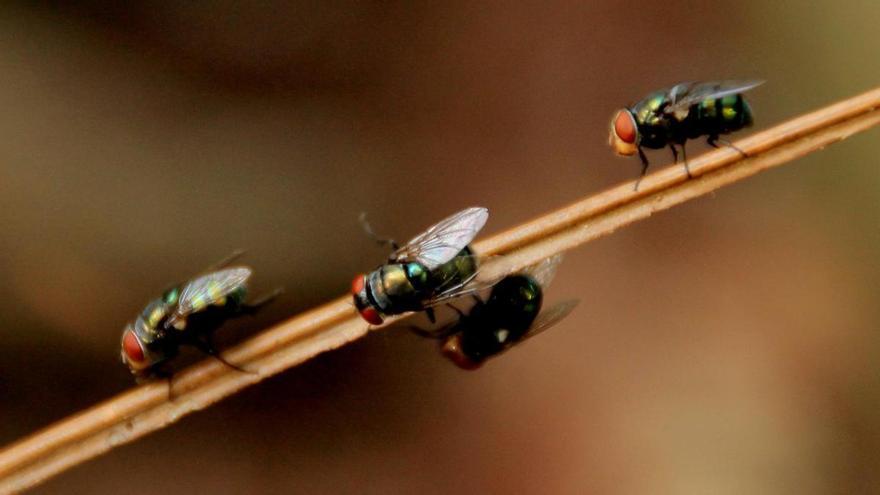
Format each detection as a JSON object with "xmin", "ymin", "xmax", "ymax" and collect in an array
[
  {"xmin": 521, "ymin": 254, "xmax": 564, "ymax": 289},
  {"xmin": 172, "ymin": 267, "xmax": 252, "ymax": 320},
  {"xmin": 518, "ymin": 300, "xmax": 579, "ymax": 343},
  {"xmin": 666, "ymin": 80, "xmax": 764, "ymax": 118},
  {"xmin": 425, "ymin": 253, "xmax": 564, "ymax": 308},
  {"xmin": 390, "ymin": 207, "xmax": 488, "ymax": 270}
]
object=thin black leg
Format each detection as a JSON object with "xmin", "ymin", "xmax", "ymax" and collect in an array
[
  {"xmin": 425, "ymin": 307, "xmax": 437, "ymax": 324},
  {"xmin": 446, "ymin": 304, "xmax": 466, "ymax": 318},
  {"xmin": 634, "ymin": 147, "xmax": 650, "ymax": 191},
  {"xmin": 669, "ymin": 144, "xmax": 679, "ymax": 163},
  {"xmin": 193, "ymin": 337, "xmax": 255, "ymax": 375},
  {"xmin": 681, "ymin": 143, "xmax": 692, "ymax": 178},
  {"xmin": 358, "ymin": 212, "xmax": 400, "ymax": 253},
  {"xmin": 141, "ymin": 367, "xmax": 176, "ymax": 401},
  {"xmin": 708, "ymin": 136, "xmax": 748, "ymax": 158},
  {"xmin": 408, "ymin": 323, "xmax": 458, "ymax": 340},
  {"xmin": 165, "ymin": 375, "xmax": 175, "ymax": 401}
]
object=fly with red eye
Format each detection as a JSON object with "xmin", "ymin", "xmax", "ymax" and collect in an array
[
  {"xmin": 609, "ymin": 80, "xmax": 763, "ymax": 190},
  {"xmin": 352, "ymin": 207, "xmax": 488, "ymax": 326},
  {"xmin": 402, "ymin": 254, "xmax": 578, "ymax": 370},
  {"xmin": 119, "ymin": 254, "xmax": 281, "ymax": 381}
]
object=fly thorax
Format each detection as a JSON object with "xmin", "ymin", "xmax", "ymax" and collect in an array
[
  {"xmin": 140, "ymin": 298, "xmax": 172, "ymax": 330},
  {"xmin": 404, "ymin": 263, "xmax": 430, "ymax": 292},
  {"xmin": 378, "ymin": 264, "xmax": 420, "ymax": 303}
]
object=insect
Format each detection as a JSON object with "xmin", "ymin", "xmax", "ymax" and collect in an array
[
  {"xmin": 120, "ymin": 254, "xmax": 279, "ymax": 380},
  {"xmin": 433, "ymin": 255, "xmax": 578, "ymax": 369},
  {"xmin": 352, "ymin": 206, "xmax": 489, "ymax": 325},
  {"xmin": 609, "ymin": 80, "xmax": 763, "ymax": 189}
]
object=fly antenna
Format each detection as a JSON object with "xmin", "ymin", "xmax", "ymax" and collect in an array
[{"xmin": 358, "ymin": 212, "xmax": 400, "ymax": 251}]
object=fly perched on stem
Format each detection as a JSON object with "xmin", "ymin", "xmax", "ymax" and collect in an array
[
  {"xmin": 609, "ymin": 80, "xmax": 763, "ymax": 189},
  {"xmin": 120, "ymin": 252, "xmax": 281, "ymax": 382},
  {"xmin": 352, "ymin": 207, "xmax": 490, "ymax": 325},
  {"xmin": 407, "ymin": 254, "xmax": 578, "ymax": 369}
]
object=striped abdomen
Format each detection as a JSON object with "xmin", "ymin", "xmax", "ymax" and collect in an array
[{"xmin": 687, "ymin": 94, "xmax": 753, "ymax": 138}]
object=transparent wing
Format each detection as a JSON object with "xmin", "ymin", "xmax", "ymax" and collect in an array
[
  {"xmin": 425, "ymin": 253, "xmax": 564, "ymax": 308},
  {"xmin": 423, "ymin": 253, "xmax": 513, "ymax": 308},
  {"xmin": 390, "ymin": 207, "xmax": 489, "ymax": 270},
  {"xmin": 173, "ymin": 267, "xmax": 252, "ymax": 318},
  {"xmin": 521, "ymin": 254, "xmax": 564, "ymax": 289},
  {"xmin": 518, "ymin": 300, "xmax": 580, "ymax": 343},
  {"xmin": 666, "ymin": 80, "xmax": 764, "ymax": 117}
]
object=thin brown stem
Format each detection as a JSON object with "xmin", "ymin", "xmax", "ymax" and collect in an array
[{"xmin": 2, "ymin": 86, "xmax": 879, "ymax": 494}]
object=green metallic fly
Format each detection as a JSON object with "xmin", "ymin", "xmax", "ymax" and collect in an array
[
  {"xmin": 409, "ymin": 254, "xmax": 578, "ymax": 370},
  {"xmin": 609, "ymin": 80, "xmax": 763, "ymax": 189},
  {"xmin": 352, "ymin": 207, "xmax": 488, "ymax": 326},
  {"xmin": 120, "ymin": 253, "xmax": 279, "ymax": 380}
]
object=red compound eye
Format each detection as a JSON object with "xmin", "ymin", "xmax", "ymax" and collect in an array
[
  {"xmin": 122, "ymin": 329, "xmax": 145, "ymax": 364},
  {"xmin": 614, "ymin": 110, "xmax": 637, "ymax": 144},
  {"xmin": 359, "ymin": 307, "xmax": 383, "ymax": 325},
  {"xmin": 441, "ymin": 335, "xmax": 482, "ymax": 370},
  {"xmin": 351, "ymin": 274, "xmax": 366, "ymax": 296}
]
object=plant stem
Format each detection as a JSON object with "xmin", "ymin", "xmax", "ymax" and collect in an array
[{"xmin": 1, "ymin": 86, "xmax": 879, "ymax": 494}]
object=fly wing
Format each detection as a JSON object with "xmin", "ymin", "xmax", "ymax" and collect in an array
[
  {"xmin": 521, "ymin": 254, "xmax": 564, "ymax": 289},
  {"xmin": 422, "ymin": 263, "xmax": 487, "ymax": 307},
  {"xmin": 390, "ymin": 207, "xmax": 489, "ymax": 270},
  {"xmin": 518, "ymin": 300, "xmax": 579, "ymax": 343},
  {"xmin": 666, "ymin": 80, "xmax": 764, "ymax": 118},
  {"xmin": 173, "ymin": 267, "xmax": 252, "ymax": 319},
  {"xmin": 425, "ymin": 253, "xmax": 564, "ymax": 308}
]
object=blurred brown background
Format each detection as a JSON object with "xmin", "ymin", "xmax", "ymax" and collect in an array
[{"xmin": 0, "ymin": 1, "xmax": 878, "ymax": 493}]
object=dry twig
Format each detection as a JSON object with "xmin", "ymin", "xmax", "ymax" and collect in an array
[{"xmin": 1, "ymin": 86, "xmax": 879, "ymax": 494}]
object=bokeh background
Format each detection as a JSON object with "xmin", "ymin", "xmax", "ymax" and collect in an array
[{"xmin": 0, "ymin": 1, "xmax": 878, "ymax": 493}]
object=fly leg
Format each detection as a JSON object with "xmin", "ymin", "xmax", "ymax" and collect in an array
[
  {"xmin": 425, "ymin": 307, "xmax": 437, "ymax": 324},
  {"xmin": 708, "ymin": 136, "xmax": 748, "ymax": 158},
  {"xmin": 409, "ymin": 304, "xmax": 466, "ymax": 339},
  {"xmin": 408, "ymin": 322, "xmax": 459, "ymax": 340},
  {"xmin": 358, "ymin": 212, "xmax": 400, "ymax": 253},
  {"xmin": 139, "ymin": 366, "xmax": 176, "ymax": 401},
  {"xmin": 634, "ymin": 147, "xmax": 650, "ymax": 191},
  {"xmin": 192, "ymin": 335, "xmax": 256, "ymax": 375},
  {"xmin": 669, "ymin": 143, "xmax": 694, "ymax": 179},
  {"xmin": 669, "ymin": 143, "xmax": 679, "ymax": 163},
  {"xmin": 241, "ymin": 288, "xmax": 283, "ymax": 315}
]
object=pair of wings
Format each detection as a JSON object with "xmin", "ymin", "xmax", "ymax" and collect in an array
[
  {"xmin": 167, "ymin": 267, "xmax": 252, "ymax": 326},
  {"xmin": 382, "ymin": 206, "xmax": 490, "ymax": 306},
  {"xmin": 664, "ymin": 80, "xmax": 764, "ymax": 119},
  {"xmin": 388, "ymin": 206, "xmax": 489, "ymax": 270},
  {"xmin": 384, "ymin": 208, "xmax": 578, "ymax": 330},
  {"xmin": 498, "ymin": 254, "xmax": 579, "ymax": 345}
]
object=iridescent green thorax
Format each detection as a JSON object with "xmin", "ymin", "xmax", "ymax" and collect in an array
[
  {"xmin": 140, "ymin": 298, "xmax": 173, "ymax": 331},
  {"xmin": 162, "ymin": 287, "xmax": 180, "ymax": 305},
  {"xmin": 632, "ymin": 91, "xmax": 667, "ymax": 127},
  {"xmin": 362, "ymin": 246, "xmax": 479, "ymax": 317}
]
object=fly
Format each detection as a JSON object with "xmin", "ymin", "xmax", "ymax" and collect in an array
[
  {"xmin": 609, "ymin": 80, "xmax": 763, "ymax": 189},
  {"xmin": 120, "ymin": 252, "xmax": 279, "ymax": 380},
  {"xmin": 352, "ymin": 207, "xmax": 488, "ymax": 325},
  {"xmin": 413, "ymin": 254, "xmax": 578, "ymax": 369}
]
